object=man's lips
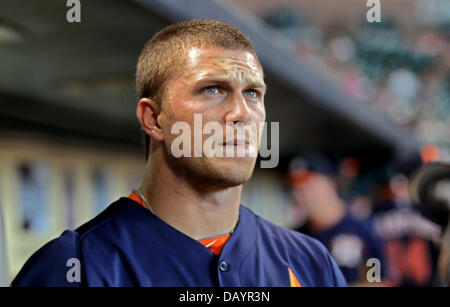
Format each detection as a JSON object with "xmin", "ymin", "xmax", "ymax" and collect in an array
[
  {"xmin": 208, "ymin": 139, "xmax": 257, "ymax": 157},
  {"xmin": 219, "ymin": 140, "xmax": 249, "ymax": 146}
]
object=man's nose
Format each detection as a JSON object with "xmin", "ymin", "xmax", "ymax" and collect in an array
[{"xmin": 224, "ymin": 92, "xmax": 251, "ymax": 124}]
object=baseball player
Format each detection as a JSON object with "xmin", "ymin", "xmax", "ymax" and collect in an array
[
  {"xmin": 290, "ymin": 153, "xmax": 386, "ymax": 285},
  {"xmin": 12, "ymin": 19, "xmax": 346, "ymax": 287}
]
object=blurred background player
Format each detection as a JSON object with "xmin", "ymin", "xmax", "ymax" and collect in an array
[
  {"xmin": 370, "ymin": 154, "xmax": 442, "ymax": 286},
  {"xmin": 289, "ymin": 153, "xmax": 386, "ymax": 285}
]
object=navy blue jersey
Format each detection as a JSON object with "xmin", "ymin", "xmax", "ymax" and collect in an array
[
  {"xmin": 372, "ymin": 201, "xmax": 441, "ymax": 287},
  {"xmin": 296, "ymin": 214, "xmax": 385, "ymax": 284},
  {"xmin": 12, "ymin": 197, "xmax": 346, "ymax": 287}
]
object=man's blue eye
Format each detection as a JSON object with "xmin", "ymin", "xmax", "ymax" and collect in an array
[
  {"xmin": 204, "ymin": 87, "xmax": 219, "ymax": 95},
  {"xmin": 245, "ymin": 90, "xmax": 257, "ymax": 98}
]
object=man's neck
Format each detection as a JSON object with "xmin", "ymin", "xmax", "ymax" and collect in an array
[{"xmin": 139, "ymin": 157, "xmax": 241, "ymax": 241}]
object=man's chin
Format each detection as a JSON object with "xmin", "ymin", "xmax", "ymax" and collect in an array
[
  {"xmin": 207, "ymin": 158, "xmax": 256, "ymax": 186},
  {"xmin": 203, "ymin": 172, "xmax": 252, "ymax": 189},
  {"xmin": 185, "ymin": 158, "xmax": 255, "ymax": 189},
  {"xmin": 164, "ymin": 149, "xmax": 256, "ymax": 188}
]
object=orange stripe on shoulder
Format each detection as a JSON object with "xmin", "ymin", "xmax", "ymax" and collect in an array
[
  {"xmin": 128, "ymin": 191, "xmax": 147, "ymax": 209},
  {"xmin": 288, "ymin": 268, "xmax": 302, "ymax": 287}
]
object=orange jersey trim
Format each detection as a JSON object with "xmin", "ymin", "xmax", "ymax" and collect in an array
[
  {"xmin": 129, "ymin": 191, "xmax": 147, "ymax": 209},
  {"xmin": 288, "ymin": 268, "xmax": 302, "ymax": 287},
  {"xmin": 128, "ymin": 191, "xmax": 231, "ymax": 256},
  {"xmin": 198, "ymin": 233, "xmax": 231, "ymax": 256}
]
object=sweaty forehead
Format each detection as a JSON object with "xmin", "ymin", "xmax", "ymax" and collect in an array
[{"xmin": 180, "ymin": 47, "xmax": 264, "ymax": 84}]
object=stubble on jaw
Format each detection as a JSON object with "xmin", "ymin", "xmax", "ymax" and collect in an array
[{"xmin": 162, "ymin": 144, "xmax": 257, "ymax": 190}]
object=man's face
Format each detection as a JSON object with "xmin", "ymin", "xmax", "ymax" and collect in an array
[
  {"xmin": 294, "ymin": 173, "xmax": 338, "ymax": 214},
  {"xmin": 158, "ymin": 46, "xmax": 266, "ymax": 188}
]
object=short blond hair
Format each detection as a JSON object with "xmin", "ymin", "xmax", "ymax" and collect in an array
[{"xmin": 136, "ymin": 19, "xmax": 261, "ymax": 161}]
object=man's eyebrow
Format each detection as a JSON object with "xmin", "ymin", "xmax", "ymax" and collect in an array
[
  {"xmin": 247, "ymin": 81, "xmax": 267, "ymax": 90},
  {"xmin": 195, "ymin": 76, "xmax": 266, "ymax": 90}
]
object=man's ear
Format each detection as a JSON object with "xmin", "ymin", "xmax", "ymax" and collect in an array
[{"xmin": 136, "ymin": 98, "xmax": 164, "ymax": 142}]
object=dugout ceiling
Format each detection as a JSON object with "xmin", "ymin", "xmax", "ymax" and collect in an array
[{"xmin": 0, "ymin": 0, "xmax": 420, "ymax": 167}]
